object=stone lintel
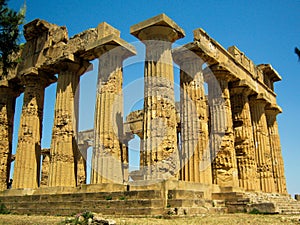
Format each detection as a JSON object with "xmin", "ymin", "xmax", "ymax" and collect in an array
[
  {"xmin": 97, "ymin": 22, "xmax": 121, "ymax": 39},
  {"xmin": 193, "ymin": 28, "xmax": 279, "ymax": 106},
  {"xmin": 130, "ymin": 14, "xmax": 185, "ymax": 41},
  {"xmin": 257, "ymin": 64, "xmax": 282, "ymax": 82},
  {"xmin": 82, "ymin": 34, "xmax": 136, "ymax": 60},
  {"xmin": 24, "ymin": 19, "xmax": 68, "ymax": 43}
]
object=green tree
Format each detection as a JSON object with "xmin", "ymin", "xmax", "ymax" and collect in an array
[{"xmin": 0, "ymin": 0, "xmax": 25, "ymax": 78}]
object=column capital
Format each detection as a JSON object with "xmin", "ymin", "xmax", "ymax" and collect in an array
[
  {"xmin": 173, "ymin": 44, "xmax": 204, "ymax": 66},
  {"xmin": 19, "ymin": 67, "xmax": 57, "ymax": 87},
  {"xmin": 249, "ymin": 93, "xmax": 268, "ymax": 105},
  {"xmin": 205, "ymin": 64, "xmax": 236, "ymax": 82},
  {"xmin": 130, "ymin": 14, "xmax": 185, "ymax": 42},
  {"xmin": 84, "ymin": 35, "xmax": 136, "ymax": 60},
  {"xmin": 57, "ymin": 59, "xmax": 92, "ymax": 76},
  {"xmin": 265, "ymin": 104, "xmax": 282, "ymax": 115},
  {"xmin": 229, "ymin": 79, "xmax": 256, "ymax": 96}
]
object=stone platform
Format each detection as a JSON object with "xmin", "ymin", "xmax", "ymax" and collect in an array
[
  {"xmin": 0, "ymin": 181, "xmax": 225, "ymax": 216},
  {"xmin": 0, "ymin": 180, "xmax": 298, "ymax": 216}
]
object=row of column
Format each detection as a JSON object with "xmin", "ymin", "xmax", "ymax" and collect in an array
[{"xmin": 0, "ymin": 14, "xmax": 287, "ymax": 194}]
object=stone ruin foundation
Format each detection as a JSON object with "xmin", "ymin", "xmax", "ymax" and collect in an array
[{"xmin": 0, "ymin": 14, "xmax": 299, "ymax": 216}]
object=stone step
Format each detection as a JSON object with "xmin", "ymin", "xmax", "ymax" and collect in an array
[
  {"xmin": 5, "ymin": 199, "xmax": 165, "ymax": 210},
  {"xmin": 167, "ymin": 190, "xmax": 204, "ymax": 200},
  {"xmin": 0, "ymin": 190, "xmax": 164, "ymax": 203},
  {"xmin": 212, "ymin": 192, "xmax": 245, "ymax": 201},
  {"xmin": 167, "ymin": 199, "xmax": 205, "ymax": 208},
  {"xmin": 11, "ymin": 206, "xmax": 166, "ymax": 216}
]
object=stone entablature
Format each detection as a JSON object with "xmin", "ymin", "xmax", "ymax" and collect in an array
[{"xmin": 0, "ymin": 14, "xmax": 287, "ymax": 196}]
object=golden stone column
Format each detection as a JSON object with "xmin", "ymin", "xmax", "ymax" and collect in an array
[
  {"xmin": 206, "ymin": 66, "xmax": 238, "ymax": 187},
  {"xmin": 265, "ymin": 106, "xmax": 287, "ymax": 194},
  {"xmin": 249, "ymin": 96, "xmax": 276, "ymax": 193},
  {"xmin": 13, "ymin": 70, "xmax": 55, "ymax": 189},
  {"xmin": 48, "ymin": 62, "xmax": 88, "ymax": 187},
  {"xmin": 91, "ymin": 44, "xmax": 135, "ymax": 184},
  {"xmin": 229, "ymin": 84, "xmax": 259, "ymax": 191},
  {"xmin": 173, "ymin": 48, "xmax": 212, "ymax": 184},
  {"xmin": 77, "ymin": 145, "xmax": 87, "ymax": 185},
  {"xmin": 130, "ymin": 14, "xmax": 185, "ymax": 180},
  {"xmin": 0, "ymin": 83, "xmax": 22, "ymax": 190},
  {"xmin": 40, "ymin": 148, "xmax": 50, "ymax": 187}
]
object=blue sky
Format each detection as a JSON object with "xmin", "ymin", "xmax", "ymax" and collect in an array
[{"xmin": 9, "ymin": 0, "xmax": 300, "ymax": 195}]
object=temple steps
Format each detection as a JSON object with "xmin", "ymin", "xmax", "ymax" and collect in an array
[
  {"xmin": 0, "ymin": 188, "xmax": 229, "ymax": 216},
  {"xmin": 213, "ymin": 191, "xmax": 300, "ymax": 215}
]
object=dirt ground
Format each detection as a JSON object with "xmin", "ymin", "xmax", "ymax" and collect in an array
[{"xmin": 0, "ymin": 213, "xmax": 299, "ymax": 225}]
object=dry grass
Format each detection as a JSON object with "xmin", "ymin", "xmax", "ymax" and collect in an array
[{"xmin": 0, "ymin": 214, "xmax": 299, "ymax": 225}]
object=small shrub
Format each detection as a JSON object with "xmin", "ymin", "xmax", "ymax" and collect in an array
[
  {"xmin": 105, "ymin": 195, "xmax": 112, "ymax": 200},
  {"xmin": 119, "ymin": 196, "xmax": 126, "ymax": 201},
  {"xmin": 249, "ymin": 208, "xmax": 261, "ymax": 214},
  {"xmin": 0, "ymin": 203, "xmax": 10, "ymax": 214}
]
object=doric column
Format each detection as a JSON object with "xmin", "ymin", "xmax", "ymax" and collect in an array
[
  {"xmin": 265, "ymin": 106, "xmax": 287, "ymax": 194},
  {"xmin": 173, "ymin": 49, "xmax": 211, "ymax": 184},
  {"xmin": 130, "ymin": 14, "xmax": 185, "ymax": 180},
  {"xmin": 77, "ymin": 145, "xmax": 87, "ymax": 185},
  {"xmin": 229, "ymin": 84, "xmax": 259, "ymax": 191},
  {"xmin": 13, "ymin": 70, "xmax": 55, "ymax": 189},
  {"xmin": 206, "ymin": 66, "xmax": 238, "ymax": 187},
  {"xmin": 91, "ymin": 43, "xmax": 135, "ymax": 184},
  {"xmin": 249, "ymin": 96, "xmax": 276, "ymax": 193},
  {"xmin": 40, "ymin": 148, "xmax": 50, "ymax": 187},
  {"xmin": 48, "ymin": 61, "xmax": 88, "ymax": 187},
  {"xmin": 0, "ymin": 82, "xmax": 22, "ymax": 190}
]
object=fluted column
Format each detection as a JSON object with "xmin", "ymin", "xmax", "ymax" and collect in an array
[
  {"xmin": 13, "ymin": 71, "xmax": 54, "ymax": 189},
  {"xmin": 249, "ymin": 97, "xmax": 276, "ymax": 193},
  {"xmin": 40, "ymin": 149, "xmax": 50, "ymax": 187},
  {"xmin": 91, "ymin": 47, "xmax": 134, "ymax": 184},
  {"xmin": 265, "ymin": 107, "xmax": 287, "ymax": 194},
  {"xmin": 206, "ymin": 68, "xmax": 238, "ymax": 187},
  {"xmin": 0, "ymin": 84, "xmax": 21, "ymax": 190},
  {"xmin": 77, "ymin": 145, "xmax": 87, "ymax": 185},
  {"xmin": 173, "ymin": 50, "xmax": 211, "ymax": 184},
  {"xmin": 130, "ymin": 14, "xmax": 185, "ymax": 180},
  {"xmin": 48, "ymin": 62, "xmax": 88, "ymax": 187},
  {"xmin": 230, "ymin": 85, "xmax": 259, "ymax": 191}
]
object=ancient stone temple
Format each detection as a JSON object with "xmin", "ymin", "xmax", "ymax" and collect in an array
[{"xmin": 0, "ymin": 13, "xmax": 295, "ymax": 216}]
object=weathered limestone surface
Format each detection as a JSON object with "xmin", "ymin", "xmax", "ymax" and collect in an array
[
  {"xmin": 229, "ymin": 84, "xmax": 259, "ymax": 191},
  {"xmin": 13, "ymin": 71, "xmax": 54, "ymax": 189},
  {"xmin": 249, "ymin": 96, "xmax": 276, "ymax": 193},
  {"xmin": 206, "ymin": 66, "xmax": 239, "ymax": 187},
  {"xmin": 40, "ymin": 149, "xmax": 50, "ymax": 187},
  {"xmin": 13, "ymin": 19, "xmax": 65, "ymax": 189},
  {"xmin": 91, "ymin": 23, "xmax": 135, "ymax": 184},
  {"xmin": 77, "ymin": 129, "xmax": 93, "ymax": 185},
  {"xmin": 48, "ymin": 62, "xmax": 89, "ymax": 187},
  {"xmin": 0, "ymin": 15, "xmax": 288, "ymax": 207},
  {"xmin": 193, "ymin": 30, "xmax": 278, "ymax": 106},
  {"xmin": 0, "ymin": 81, "xmax": 22, "ymax": 191},
  {"xmin": 173, "ymin": 47, "xmax": 212, "ymax": 184},
  {"xmin": 265, "ymin": 107, "xmax": 287, "ymax": 194},
  {"xmin": 130, "ymin": 14, "xmax": 184, "ymax": 180}
]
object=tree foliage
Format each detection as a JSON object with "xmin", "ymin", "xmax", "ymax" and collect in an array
[{"xmin": 0, "ymin": 0, "xmax": 25, "ymax": 77}]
